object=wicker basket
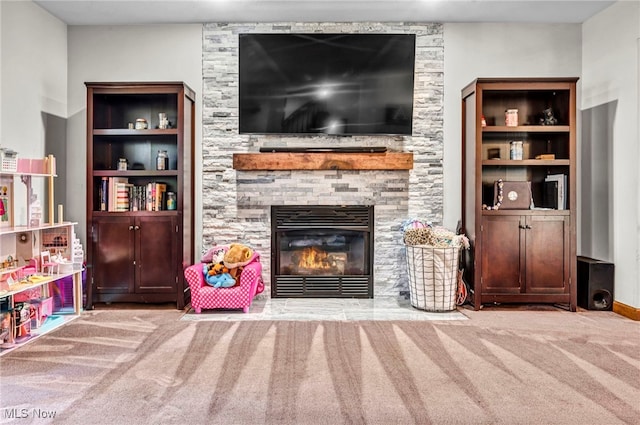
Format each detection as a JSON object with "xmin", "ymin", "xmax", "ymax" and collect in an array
[{"xmin": 405, "ymin": 245, "xmax": 460, "ymax": 312}]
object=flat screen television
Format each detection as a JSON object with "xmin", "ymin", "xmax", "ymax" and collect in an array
[{"xmin": 239, "ymin": 33, "xmax": 416, "ymax": 136}]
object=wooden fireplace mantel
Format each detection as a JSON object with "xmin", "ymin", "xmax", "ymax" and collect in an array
[{"xmin": 232, "ymin": 152, "xmax": 414, "ymax": 171}]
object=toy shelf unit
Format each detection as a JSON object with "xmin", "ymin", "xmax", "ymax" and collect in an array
[
  {"xmin": 1, "ymin": 155, "xmax": 83, "ymax": 355},
  {"xmin": 461, "ymin": 78, "xmax": 578, "ymax": 311},
  {"xmin": 85, "ymin": 82, "xmax": 195, "ymax": 309}
]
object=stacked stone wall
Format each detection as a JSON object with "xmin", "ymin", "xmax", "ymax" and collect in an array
[{"xmin": 202, "ymin": 22, "xmax": 444, "ymax": 295}]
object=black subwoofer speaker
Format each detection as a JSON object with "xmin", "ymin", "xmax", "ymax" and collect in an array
[{"xmin": 577, "ymin": 256, "xmax": 615, "ymax": 311}]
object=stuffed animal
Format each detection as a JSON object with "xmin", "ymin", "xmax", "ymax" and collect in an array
[
  {"xmin": 203, "ymin": 262, "xmax": 236, "ymax": 288},
  {"xmin": 540, "ymin": 107, "xmax": 558, "ymax": 126},
  {"xmin": 223, "ymin": 243, "xmax": 255, "ymax": 282},
  {"xmin": 201, "ymin": 247, "xmax": 226, "ymax": 264},
  {"xmin": 206, "ymin": 272, "xmax": 236, "ymax": 288},
  {"xmin": 223, "ymin": 243, "xmax": 254, "ymax": 268},
  {"xmin": 205, "ymin": 261, "xmax": 229, "ymax": 276}
]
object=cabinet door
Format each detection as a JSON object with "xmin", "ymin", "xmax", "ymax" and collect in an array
[
  {"xmin": 481, "ymin": 215, "xmax": 523, "ymax": 294},
  {"xmin": 135, "ymin": 215, "xmax": 178, "ymax": 293},
  {"xmin": 93, "ymin": 216, "xmax": 135, "ymax": 294},
  {"xmin": 525, "ymin": 215, "xmax": 569, "ymax": 293}
]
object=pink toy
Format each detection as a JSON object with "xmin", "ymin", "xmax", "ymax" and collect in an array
[{"xmin": 184, "ymin": 245, "xmax": 264, "ymax": 313}]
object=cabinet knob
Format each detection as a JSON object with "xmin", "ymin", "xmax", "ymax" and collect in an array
[
  {"xmin": 129, "ymin": 225, "xmax": 134, "ymax": 230},
  {"xmin": 134, "ymin": 225, "xmax": 140, "ymax": 230},
  {"xmin": 525, "ymin": 225, "xmax": 532, "ymax": 229}
]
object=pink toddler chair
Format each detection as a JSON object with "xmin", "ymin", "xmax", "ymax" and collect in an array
[{"xmin": 184, "ymin": 245, "xmax": 264, "ymax": 313}]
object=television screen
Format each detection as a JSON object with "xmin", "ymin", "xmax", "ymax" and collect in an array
[{"xmin": 239, "ymin": 33, "xmax": 416, "ymax": 135}]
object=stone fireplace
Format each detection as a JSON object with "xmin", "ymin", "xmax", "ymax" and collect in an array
[
  {"xmin": 201, "ymin": 22, "xmax": 444, "ymax": 297},
  {"xmin": 271, "ymin": 205, "xmax": 374, "ymax": 297}
]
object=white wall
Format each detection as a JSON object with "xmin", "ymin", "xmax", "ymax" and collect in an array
[
  {"xmin": 442, "ymin": 23, "xmax": 582, "ymax": 231},
  {"xmin": 582, "ymin": 1, "xmax": 640, "ymax": 309},
  {"xmin": 0, "ymin": 2, "xmax": 3, "ymax": 140},
  {"xmin": 0, "ymin": 0, "xmax": 67, "ymax": 225},
  {"xmin": 66, "ymin": 24, "xmax": 203, "ymax": 253}
]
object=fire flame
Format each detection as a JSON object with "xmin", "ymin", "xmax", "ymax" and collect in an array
[{"xmin": 298, "ymin": 247, "xmax": 331, "ymax": 270}]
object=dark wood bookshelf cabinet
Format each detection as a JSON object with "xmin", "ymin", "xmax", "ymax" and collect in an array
[
  {"xmin": 85, "ymin": 82, "xmax": 195, "ymax": 309},
  {"xmin": 461, "ymin": 78, "xmax": 578, "ymax": 311}
]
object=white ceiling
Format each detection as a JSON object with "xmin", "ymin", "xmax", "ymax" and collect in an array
[{"xmin": 33, "ymin": 0, "xmax": 615, "ymax": 26}]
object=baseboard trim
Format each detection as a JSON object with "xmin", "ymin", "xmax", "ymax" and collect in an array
[{"xmin": 613, "ymin": 301, "xmax": 640, "ymax": 321}]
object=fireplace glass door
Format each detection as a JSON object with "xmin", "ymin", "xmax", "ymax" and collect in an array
[
  {"xmin": 278, "ymin": 230, "xmax": 368, "ymax": 276},
  {"xmin": 271, "ymin": 205, "xmax": 373, "ymax": 298}
]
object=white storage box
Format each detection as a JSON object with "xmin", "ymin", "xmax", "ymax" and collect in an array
[{"xmin": 0, "ymin": 152, "xmax": 17, "ymax": 172}]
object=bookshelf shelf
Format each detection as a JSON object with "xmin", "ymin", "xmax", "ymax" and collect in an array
[
  {"xmin": 91, "ymin": 210, "xmax": 178, "ymax": 217},
  {"xmin": 93, "ymin": 128, "xmax": 179, "ymax": 136},
  {"xmin": 93, "ymin": 170, "xmax": 179, "ymax": 177},
  {"xmin": 482, "ymin": 125, "xmax": 570, "ymax": 133},
  {"xmin": 481, "ymin": 159, "xmax": 570, "ymax": 166}
]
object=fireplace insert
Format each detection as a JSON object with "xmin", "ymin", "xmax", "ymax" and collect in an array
[{"xmin": 271, "ymin": 205, "xmax": 374, "ymax": 298}]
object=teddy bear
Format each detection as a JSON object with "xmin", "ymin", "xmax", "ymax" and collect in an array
[
  {"xmin": 223, "ymin": 243, "xmax": 255, "ymax": 283},
  {"xmin": 203, "ymin": 262, "xmax": 236, "ymax": 288}
]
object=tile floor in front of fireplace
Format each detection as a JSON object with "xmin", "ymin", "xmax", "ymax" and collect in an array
[{"xmin": 181, "ymin": 296, "xmax": 468, "ymax": 321}]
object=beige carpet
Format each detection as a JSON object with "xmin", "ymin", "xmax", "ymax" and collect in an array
[{"xmin": 1, "ymin": 308, "xmax": 639, "ymax": 424}]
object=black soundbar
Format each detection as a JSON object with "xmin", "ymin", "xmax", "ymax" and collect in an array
[{"xmin": 258, "ymin": 146, "xmax": 388, "ymax": 153}]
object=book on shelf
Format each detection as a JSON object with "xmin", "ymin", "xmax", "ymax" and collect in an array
[
  {"xmin": 544, "ymin": 173, "xmax": 566, "ymax": 210},
  {"xmin": 100, "ymin": 179, "xmax": 172, "ymax": 212},
  {"xmin": 99, "ymin": 177, "xmax": 108, "ymax": 211},
  {"xmin": 115, "ymin": 182, "xmax": 133, "ymax": 212},
  {"xmin": 131, "ymin": 186, "xmax": 143, "ymax": 211},
  {"xmin": 144, "ymin": 182, "xmax": 167, "ymax": 211},
  {"xmin": 540, "ymin": 180, "xmax": 559, "ymax": 209},
  {"xmin": 535, "ymin": 153, "xmax": 556, "ymax": 160},
  {"xmin": 155, "ymin": 182, "xmax": 167, "ymax": 211},
  {"xmin": 107, "ymin": 177, "xmax": 129, "ymax": 212},
  {"xmin": 154, "ymin": 183, "xmax": 167, "ymax": 211},
  {"xmin": 146, "ymin": 183, "xmax": 153, "ymax": 211}
]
